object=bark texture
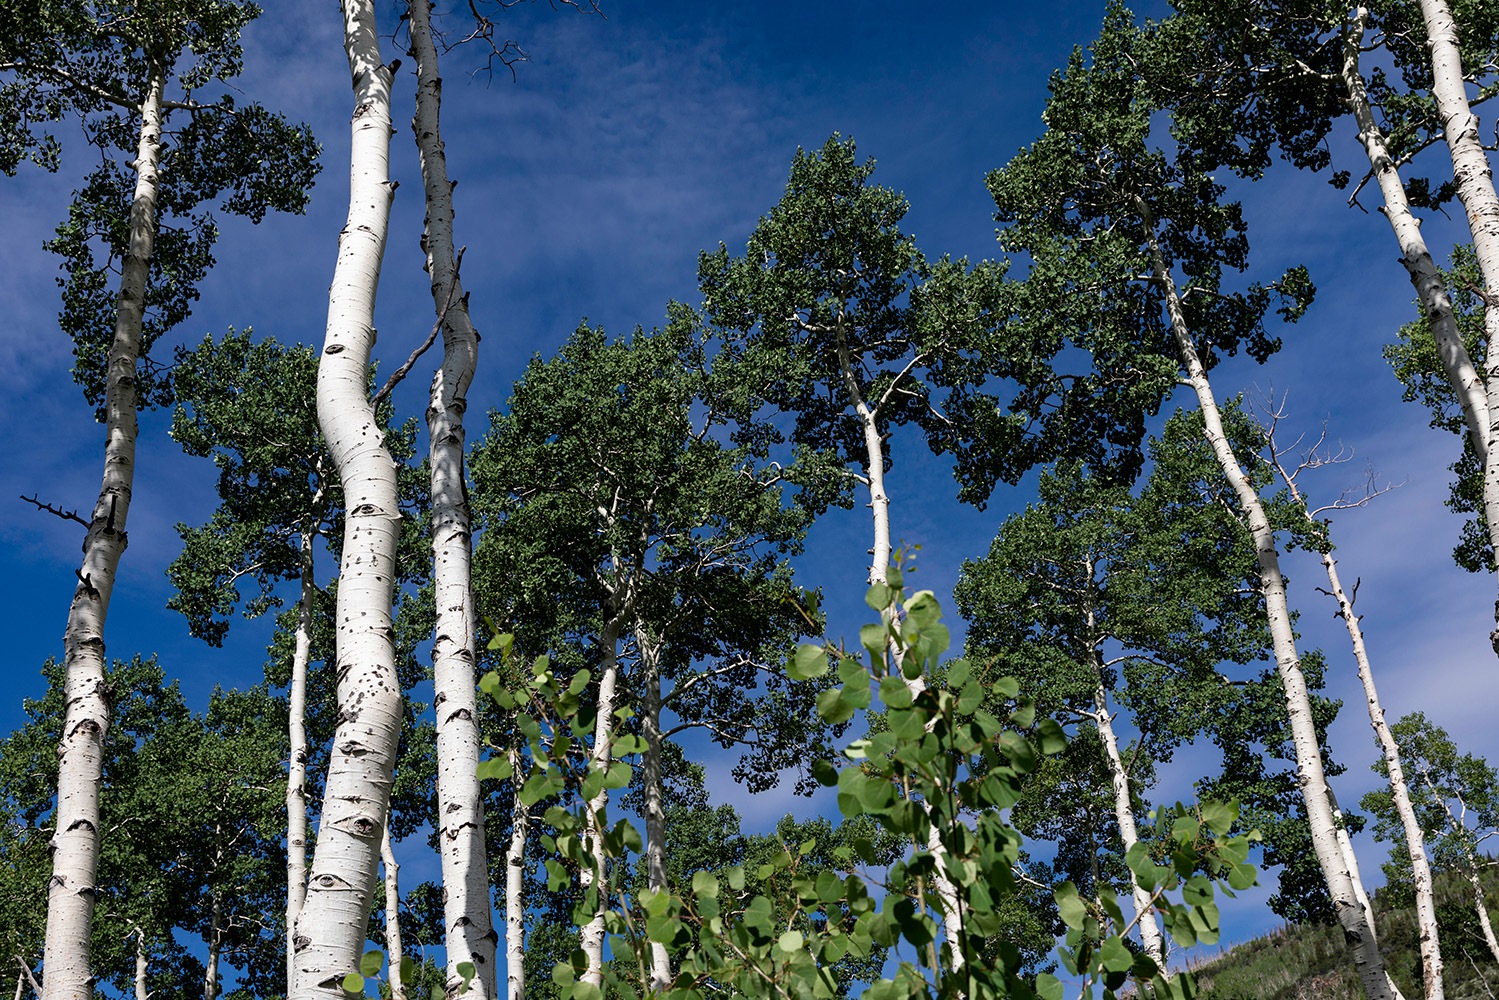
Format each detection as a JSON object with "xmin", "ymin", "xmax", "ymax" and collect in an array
[
  {"xmin": 407, "ymin": 2, "xmax": 496, "ymax": 996},
  {"xmin": 1415, "ymin": 0, "xmax": 1499, "ymax": 653},
  {"xmin": 1139, "ymin": 198, "xmax": 1402, "ymax": 1000},
  {"xmin": 505, "ymin": 746, "xmax": 529, "ymax": 1000},
  {"xmin": 42, "ymin": 66, "xmax": 166, "ymax": 1000},
  {"xmin": 286, "ymin": 526, "xmax": 315, "ymax": 992},
  {"xmin": 636, "ymin": 628, "xmax": 672, "ymax": 992},
  {"xmin": 579, "ymin": 619, "xmax": 622, "ymax": 987},
  {"xmin": 381, "ymin": 821, "xmax": 406, "ymax": 1000},
  {"xmin": 290, "ymin": 4, "xmax": 403, "ymax": 997}
]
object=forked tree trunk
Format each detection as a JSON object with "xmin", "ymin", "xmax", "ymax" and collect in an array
[
  {"xmin": 287, "ymin": 523, "xmax": 315, "ymax": 992},
  {"xmin": 1138, "ymin": 198, "xmax": 1402, "ymax": 1000},
  {"xmin": 1269, "ymin": 447, "xmax": 1445, "ymax": 997},
  {"xmin": 291, "ymin": 4, "xmax": 403, "ymax": 997},
  {"xmin": 505, "ymin": 746, "xmax": 529, "ymax": 1000},
  {"xmin": 635, "ymin": 627, "xmax": 672, "ymax": 992},
  {"xmin": 1415, "ymin": 0, "xmax": 1499, "ymax": 654},
  {"xmin": 579, "ymin": 618, "xmax": 622, "ymax": 988},
  {"xmin": 830, "ymin": 317, "xmax": 966, "ymax": 971},
  {"xmin": 381, "ymin": 820, "xmax": 406, "ymax": 1000},
  {"xmin": 42, "ymin": 65, "xmax": 166, "ymax": 1000},
  {"xmin": 407, "ymin": 2, "xmax": 496, "ymax": 996}
]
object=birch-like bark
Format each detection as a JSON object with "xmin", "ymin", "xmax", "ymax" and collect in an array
[
  {"xmin": 407, "ymin": 3, "xmax": 495, "ymax": 996},
  {"xmin": 505, "ymin": 746, "xmax": 528, "ymax": 1000},
  {"xmin": 42, "ymin": 65, "xmax": 166, "ymax": 1000},
  {"xmin": 205, "ymin": 896, "xmax": 222, "ymax": 1000},
  {"xmin": 1470, "ymin": 868, "xmax": 1499, "ymax": 962},
  {"xmin": 1414, "ymin": 765, "xmax": 1499, "ymax": 963},
  {"xmin": 132, "ymin": 927, "xmax": 148, "ymax": 1000},
  {"xmin": 1269, "ymin": 448, "xmax": 1445, "ymax": 996},
  {"xmin": 579, "ymin": 619, "xmax": 622, "ymax": 988},
  {"xmin": 1341, "ymin": 12, "xmax": 1489, "ymax": 457},
  {"xmin": 635, "ymin": 627, "xmax": 672, "ymax": 991},
  {"xmin": 291, "ymin": 4, "xmax": 402, "ymax": 997},
  {"xmin": 829, "ymin": 317, "xmax": 966, "ymax": 970},
  {"xmin": 1081, "ymin": 569, "xmax": 1167, "ymax": 971},
  {"xmin": 1138, "ymin": 198, "xmax": 1401, "ymax": 1000},
  {"xmin": 1416, "ymin": 0, "xmax": 1499, "ymax": 652},
  {"xmin": 381, "ymin": 821, "xmax": 406, "ymax": 1000},
  {"xmin": 287, "ymin": 524, "xmax": 315, "ymax": 992}
]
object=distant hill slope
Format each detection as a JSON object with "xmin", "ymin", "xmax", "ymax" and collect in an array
[{"xmin": 1189, "ymin": 863, "xmax": 1499, "ymax": 999}]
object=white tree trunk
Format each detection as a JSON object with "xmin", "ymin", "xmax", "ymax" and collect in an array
[
  {"xmin": 579, "ymin": 621, "xmax": 621, "ymax": 988},
  {"xmin": 1138, "ymin": 198, "xmax": 1402, "ymax": 1000},
  {"xmin": 1340, "ymin": 11, "xmax": 1489, "ymax": 457},
  {"xmin": 831, "ymin": 319, "xmax": 966, "ymax": 971},
  {"xmin": 205, "ymin": 896, "xmax": 222, "ymax": 1000},
  {"xmin": 505, "ymin": 747, "xmax": 528, "ymax": 1000},
  {"xmin": 291, "ymin": 4, "xmax": 402, "ymax": 997},
  {"xmin": 287, "ymin": 524, "xmax": 315, "ymax": 993},
  {"xmin": 407, "ymin": 3, "xmax": 496, "ymax": 996},
  {"xmin": 1416, "ymin": 0, "xmax": 1499, "ymax": 653},
  {"xmin": 635, "ymin": 627, "xmax": 672, "ymax": 992},
  {"xmin": 42, "ymin": 66, "xmax": 166, "ymax": 1000},
  {"xmin": 132, "ymin": 927, "xmax": 148, "ymax": 1000},
  {"xmin": 381, "ymin": 820, "xmax": 406, "ymax": 1000},
  {"xmin": 1469, "ymin": 869, "xmax": 1499, "ymax": 963}
]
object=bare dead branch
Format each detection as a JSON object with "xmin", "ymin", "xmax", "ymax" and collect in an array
[
  {"xmin": 19, "ymin": 494, "xmax": 89, "ymax": 528},
  {"xmin": 372, "ymin": 247, "xmax": 467, "ymax": 408}
]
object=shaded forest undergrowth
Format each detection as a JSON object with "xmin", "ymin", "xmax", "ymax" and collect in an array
[{"xmin": 1188, "ymin": 862, "xmax": 1499, "ymax": 999}]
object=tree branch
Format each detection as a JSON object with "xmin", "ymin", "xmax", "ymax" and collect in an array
[
  {"xmin": 19, "ymin": 494, "xmax": 89, "ymax": 528},
  {"xmin": 372, "ymin": 247, "xmax": 466, "ymax": 408}
]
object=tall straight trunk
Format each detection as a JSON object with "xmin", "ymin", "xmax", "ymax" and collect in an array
[
  {"xmin": 505, "ymin": 746, "xmax": 528, "ymax": 1000},
  {"xmin": 1415, "ymin": 765, "xmax": 1499, "ymax": 962},
  {"xmin": 1469, "ymin": 869, "xmax": 1499, "ymax": 962},
  {"xmin": 635, "ymin": 627, "xmax": 672, "ymax": 992},
  {"xmin": 1415, "ymin": 0, "xmax": 1499, "ymax": 652},
  {"xmin": 1082, "ymin": 565, "xmax": 1167, "ymax": 971},
  {"xmin": 1267, "ymin": 426, "xmax": 1446, "ymax": 996},
  {"xmin": 205, "ymin": 896, "xmax": 222, "ymax": 1000},
  {"xmin": 291, "ymin": 4, "xmax": 402, "ymax": 998},
  {"xmin": 132, "ymin": 927, "xmax": 148, "ymax": 1000},
  {"xmin": 1138, "ymin": 197, "xmax": 1401, "ymax": 1000},
  {"xmin": 381, "ymin": 820, "xmax": 406, "ymax": 1000},
  {"xmin": 287, "ymin": 524, "xmax": 315, "ymax": 992},
  {"xmin": 579, "ymin": 619, "xmax": 622, "ymax": 988},
  {"xmin": 830, "ymin": 318, "xmax": 966, "ymax": 971},
  {"xmin": 1340, "ymin": 11, "xmax": 1489, "ymax": 456},
  {"xmin": 407, "ymin": 3, "xmax": 495, "ymax": 996},
  {"xmin": 42, "ymin": 65, "xmax": 166, "ymax": 1000}
]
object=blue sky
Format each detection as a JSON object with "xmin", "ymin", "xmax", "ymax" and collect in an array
[{"xmin": 1, "ymin": 0, "xmax": 1496, "ymax": 979}]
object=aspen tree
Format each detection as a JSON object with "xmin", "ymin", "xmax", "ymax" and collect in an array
[{"xmin": 292, "ymin": 2, "xmax": 404, "ymax": 996}]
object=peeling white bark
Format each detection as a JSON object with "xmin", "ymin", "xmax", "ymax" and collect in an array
[
  {"xmin": 1415, "ymin": 0, "xmax": 1499, "ymax": 653},
  {"xmin": 290, "ymin": 4, "xmax": 402, "ymax": 998},
  {"xmin": 1138, "ymin": 198, "xmax": 1402, "ymax": 1000},
  {"xmin": 505, "ymin": 746, "xmax": 528, "ymax": 1000},
  {"xmin": 579, "ymin": 620, "xmax": 621, "ymax": 988},
  {"xmin": 382, "ymin": 821, "xmax": 406, "ymax": 1000},
  {"xmin": 42, "ymin": 66, "xmax": 165, "ymax": 1000},
  {"xmin": 406, "ymin": 2, "xmax": 496, "ymax": 996}
]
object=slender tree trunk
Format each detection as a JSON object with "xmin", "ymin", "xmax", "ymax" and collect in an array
[
  {"xmin": 505, "ymin": 746, "xmax": 528, "ymax": 1000},
  {"xmin": 291, "ymin": 5, "xmax": 402, "ymax": 998},
  {"xmin": 635, "ymin": 627, "xmax": 672, "ymax": 992},
  {"xmin": 579, "ymin": 619, "xmax": 622, "ymax": 988},
  {"xmin": 1138, "ymin": 197, "xmax": 1401, "ymax": 1000},
  {"xmin": 1415, "ymin": 0, "xmax": 1499, "ymax": 653},
  {"xmin": 205, "ymin": 896, "xmax": 222, "ymax": 1000},
  {"xmin": 287, "ymin": 524, "xmax": 315, "ymax": 992},
  {"xmin": 133, "ymin": 927, "xmax": 148, "ymax": 1000},
  {"xmin": 1469, "ymin": 869, "xmax": 1499, "ymax": 962},
  {"xmin": 831, "ymin": 317, "xmax": 966, "ymax": 971},
  {"xmin": 1340, "ymin": 11, "xmax": 1489, "ymax": 456},
  {"xmin": 381, "ymin": 821, "xmax": 406, "ymax": 1000},
  {"xmin": 42, "ymin": 66, "xmax": 166, "ymax": 1000},
  {"xmin": 406, "ymin": 4, "xmax": 496, "ymax": 995}
]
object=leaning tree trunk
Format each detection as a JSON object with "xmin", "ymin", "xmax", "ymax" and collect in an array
[
  {"xmin": 291, "ymin": 4, "xmax": 403, "ymax": 998},
  {"xmin": 287, "ymin": 522, "xmax": 315, "ymax": 992},
  {"xmin": 1264, "ymin": 366, "xmax": 1446, "ymax": 996},
  {"xmin": 635, "ymin": 626, "xmax": 672, "ymax": 992},
  {"xmin": 381, "ymin": 820, "xmax": 406, "ymax": 1000},
  {"xmin": 1138, "ymin": 197, "xmax": 1402, "ymax": 1000},
  {"xmin": 1416, "ymin": 0, "xmax": 1499, "ymax": 654},
  {"xmin": 407, "ymin": 2, "xmax": 496, "ymax": 996},
  {"xmin": 579, "ymin": 616, "xmax": 623, "ymax": 988},
  {"xmin": 1340, "ymin": 10, "xmax": 1489, "ymax": 456},
  {"xmin": 42, "ymin": 65, "xmax": 166, "ymax": 1000},
  {"xmin": 831, "ymin": 316, "xmax": 967, "ymax": 971},
  {"xmin": 505, "ymin": 746, "xmax": 529, "ymax": 1000}
]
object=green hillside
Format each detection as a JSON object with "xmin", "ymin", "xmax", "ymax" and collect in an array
[{"xmin": 1190, "ymin": 864, "xmax": 1499, "ymax": 999}]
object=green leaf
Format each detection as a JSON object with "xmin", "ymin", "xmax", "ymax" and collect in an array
[
  {"xmin": 777, "ymin": 930, "xmax": 805, "ymax": 953},
  {"xmin": 1099, "ymin": 935, "xmax": 1134, "ymax": 973},
  {"xmin": 692, "ymin": 870, "xmax": 720, "ymax": 898},
  {"xmin": 360, "ymin": 951, "xmax": 383, "ymax": 977},
  {"xmin": 860, "ymin": 623, "xmax": 887, "ymax": 657},
  {"xmin": 399, "ymin": 957, "xmax": 416, "ymax": 985},
  {"xmin": 864, "ymin": 583, "xmax": 895, "ymax": 611},
  {"xmin": 341, "ymin": 973, "xmax": 366, "ymax": 996},
  {"xmin": 1200, "ymin": 799, "xmax": 1237, "ymax": 835},
  {"xmin": 456, "ymin": 961, "xmax": 476, "ymax": 982},
  {"xmin": 1035, "ymin": 972, "xmax": 1064, "ymax": 1000},
  {"xmin": 790, "ymin": 643, "xmax": 829, "ymax": 680},
  {"xmin": 476, "ymin": 756, "xmax": 512, "ymax": 782}
]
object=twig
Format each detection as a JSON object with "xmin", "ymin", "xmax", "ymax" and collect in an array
[
  {"xmin": 11, "ymin": 958, "xmax": 39, "ymax": 1000},
  {"xmin": 371, "ymin": 247, "xmax": 466, "ymax": 408},
  {"xmin": 19, "ymin": 494, "xmax": 88, "ymax": 528}
]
